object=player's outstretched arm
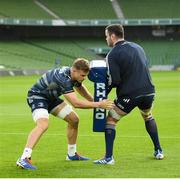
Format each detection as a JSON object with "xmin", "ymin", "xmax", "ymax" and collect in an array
[
  {"xmin": 64, "ymin": 92, "xmax": 113, "ymax": 110},
  {"xmin": 75, "ymin": 84, "xmax": 93, "ymax": 101}
]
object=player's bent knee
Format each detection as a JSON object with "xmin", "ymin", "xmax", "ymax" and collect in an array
[
  {"xmin": 32, "ymin": 108, "xmax": 49, "ymax": 122},
  {"xmin": 70, "ymin": 117, "xmax": 79, "ymax": 128},
  {"xmin": 143, "ymin": 115, "xmax": 153, "ymax": 121},
  {"xmin": 71, "ymin": 115, "xmax": 79, "ymax": 124},
  {"xmin": 108, "ymin": 109, "xmax": 123, "ymax": 120},
  {"xmin": 66, "ymin": 112, "xmax": 79, "ymax": 127},
  {"xmin": 140, "ymin": 109, "xmax": 152, "ymax": 120},
  {"xmin": 56, "ymin": 104, "xmax": 73, "ymax": 119}
]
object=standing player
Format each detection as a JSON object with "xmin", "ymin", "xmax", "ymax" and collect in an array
[
  {"xmin": 16, "ymin": 58, "xmax": 113, "ymax": 170},
  {"xmin": 94, "ymin": 24, "xmax": 164, "ymax": 165}
]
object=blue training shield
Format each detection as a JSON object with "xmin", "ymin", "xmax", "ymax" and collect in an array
[{"xmin": 88, "ymin": 60, "xmax": 107, "ymax": 132}]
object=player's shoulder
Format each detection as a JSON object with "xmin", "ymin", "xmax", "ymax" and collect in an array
[
  {"xmin": 55, "ymin": 66, "xmax": 70, "ymax": 77},
  {"xmin": 118, "ymin": 41, "xmax": 144, "ymax": 55},
  {"xmin": 108, "ymin": 41, "xmax": 129, "ymax": 57},
  {"xmin": 127, "ymin": 41, "xmax": 144, "ymax": 50},
  {"xmin": 52, "ymin": 66, "xmax": 71, "ymax": 83},
  {"xmin": 50, "ymin": 67, "xmax": 70, "ymax": 82}
]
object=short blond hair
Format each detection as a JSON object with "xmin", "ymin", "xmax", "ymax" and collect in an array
[{"xmin": 72, "ymin": 58, "xmax": 90, "ymax": 73}]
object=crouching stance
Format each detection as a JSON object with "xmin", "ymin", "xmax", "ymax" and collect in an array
[{"xmin": 16, "ymin": 58, "xmax": 113, "ymax": 170}]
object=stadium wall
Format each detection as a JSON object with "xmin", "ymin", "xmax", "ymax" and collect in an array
[{"xmin": 0, "ymin": 25, "xmax": 179, "ymax": 39}]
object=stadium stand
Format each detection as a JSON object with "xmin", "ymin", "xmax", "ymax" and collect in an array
[
  {"xmin": 0, "ymin": 0, "xmax": 117, "ymax": 19},
  {"xmin": 118, "ymin": 0, "xmax": 180, "ymax": 18},
  {"xmin": 0, "ymin": 0, "xmax": 51, "ymax": 19},
  {"xmin": 0, "ymin": 38, "xmax": 97, "ymax": 69},
  {"xmin": 0, "ymin": 0, "xmax": 179, "ymax": 73},
  {"xmin": 0, "ymin": 0, "xmax": 179, "ymax": 19},
  {"xmin": 0, "ymin": 40, "xmax": 55, "ymax": 69},
  {"xmin": 41, "ymin": 0, "xmax": 117, "ymax": 19},
  {"xmin": 0, "ymin": 37, "xmax": 179, "ymax": 70},
  {"xmin": 137, "ymin": 39, "xmax": 180, "ymax": 68}
]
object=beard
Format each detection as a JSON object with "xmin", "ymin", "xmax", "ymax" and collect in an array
[
  {"xmin": 108, "ymin": 41, "xmax": 113, "ymax": 47},
  {"xmin": 106, "ymin": 38, "xmax": 113, "ymax": 47}
]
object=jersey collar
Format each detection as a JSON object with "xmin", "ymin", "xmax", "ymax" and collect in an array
[{"xmin": 114, "ymin": 40, "xmax": 126, "ymax": 46}]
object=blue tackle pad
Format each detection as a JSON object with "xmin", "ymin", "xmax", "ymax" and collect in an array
[{"xmin": 88, "ymin": 60, "xmax": 107, "ymax": 132}]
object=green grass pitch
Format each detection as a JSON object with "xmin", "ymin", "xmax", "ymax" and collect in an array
[{"xmin": 0, "ymin": 71, "xmax": 180, "ymax": 178}]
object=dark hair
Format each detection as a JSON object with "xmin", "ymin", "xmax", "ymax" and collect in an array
[
  {"xmin": 72, "ymin": 58, "xmax": 90, "ymax": 73},
  {"xmin": 105, "ymin": 24, "xmax": 124, "ymax": 38}
]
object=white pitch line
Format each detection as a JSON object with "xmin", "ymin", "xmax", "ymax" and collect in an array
[{"xmin": 0, "ymin": 132, "xmax": 180, "ymax": 139}]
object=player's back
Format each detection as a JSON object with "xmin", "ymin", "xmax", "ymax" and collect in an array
[
  {"xmin": 107, "ymin": 41, "xmax": 154, "ymax": 97},
  {"xmin": 28, "ymin": 67, "xmax": 73, "ymax": 99}
]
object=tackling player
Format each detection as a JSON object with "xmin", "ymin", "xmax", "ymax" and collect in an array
[
  {"xmin": 94, "ymin": 24, "xmax": 164, "ymax": 165},
  {"xmin": 16, "ymin": 58, "xmax": 113, "ymax": 170}
]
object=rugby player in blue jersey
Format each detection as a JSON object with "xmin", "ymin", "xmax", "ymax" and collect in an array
[
  {"xmin": 94, "ymin": 24, "xmax": 164, "ymax": 165},
  {"xmin": 16, "ymin": 58, "xmax": 114, "ymax": 170}
]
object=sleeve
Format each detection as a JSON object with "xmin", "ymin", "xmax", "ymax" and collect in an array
[
  {"xmin": 62, "ymin": 80, "xmax": 75, "ymax": 94},
  {"xmin": 54, "ymin": 74, "xmax": 74, "ymax": 94},
  {"xmin": 54, "ymin": 69, "xmax": 81, "ymax": 94},
  {"xmin": 107, "ymin": 52, "xmax": 121, "ymax": 87}
]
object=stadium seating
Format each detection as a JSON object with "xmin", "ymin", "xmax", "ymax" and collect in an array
[
  {"xmin": 0, "ymin": 40, "xmax": 55, "ymax": 69},
  {"xmin": 0, "ymin": 38, "xmax": 97, "ymax": 69},
  {"xmin": 118, "ymin": 0, "xmax": 180, "ymax": 18},
  {"xmin": 0, "ymin": 0, "xmax": 51, "ymax": 19},
  {"xmin": 0, "ymin": 0, "xmax": 179, "ymax": 70},
  {"xmin": 0, "ymin": 0, "xmax": 179, "ymax": 19},
  {"xmin": 137, "ymin": 39, "xmax": 180, "ymax": 66},
  {"xmin": 0, "ymin": 0, "xmax": 116, "ymax": 19},
  {"xmin": 38, "ymin": 0, "xmax": 117, "ymax": 19},
  {"xmin": 0, "ymin": 38, "xmax": 179, "ymax": 69}
]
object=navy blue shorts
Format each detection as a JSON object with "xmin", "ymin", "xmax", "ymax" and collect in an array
[
  {"xmin": 27, "ymin": 97, "xmax": 64, "ymax": 113},
  {"xmin": 114, "ymin": 94, "xmax": 155, "ymax": 113}
]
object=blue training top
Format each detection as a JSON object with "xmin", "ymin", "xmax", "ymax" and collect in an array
[
  {"xmin": 106, "ymin": 40, "xmax": 155, "ymax": 98},
  {"xmin": 27, "ymin": 67, "xmax": 81, "ymax": 99}
]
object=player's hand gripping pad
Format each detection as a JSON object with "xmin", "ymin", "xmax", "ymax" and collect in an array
[{"xmin": 88, "ymin": 60, "xmax": 107, "ymax": 132}]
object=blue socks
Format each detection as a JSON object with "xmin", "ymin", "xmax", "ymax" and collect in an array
[
  {"xmin": 105, "ymin": 124, "xmax": 116, "ymax": 158},
  {"xmin": 145, "ymin": 118, "xmax": 162, "ymax": 151},
  {"xmin": 104, "ymin": 118, "xmax": 162, "ymax": 159}
]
